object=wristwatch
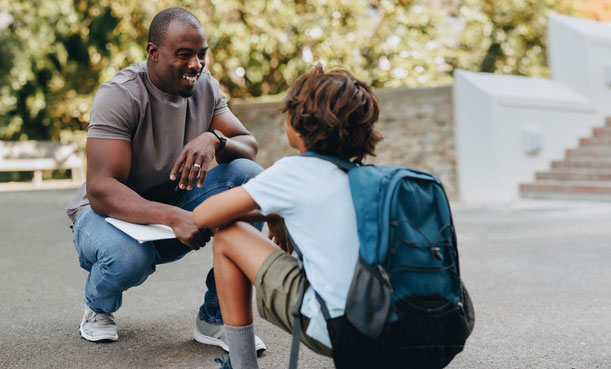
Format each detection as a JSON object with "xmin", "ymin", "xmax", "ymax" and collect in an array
[{"xmin": 211, "ymin": 129, "xmax": 227, "ymax": 152}]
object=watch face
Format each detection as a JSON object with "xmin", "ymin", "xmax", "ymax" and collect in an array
[{"xmin": 214, "ymin": 129, "xmax": 227, "ymax": 139}]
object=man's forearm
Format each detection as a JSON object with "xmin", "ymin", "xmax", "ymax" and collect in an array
[
  {"xmin": 215, "ymin": 134, "xmax": 258, "ymax": 163},
  {"xmin": 87, "ymin": 177, "xmax": 185, "ymax": 226}
]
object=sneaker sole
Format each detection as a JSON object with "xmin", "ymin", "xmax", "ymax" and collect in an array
[
  {"xmin": 80, "ymin": 326, "xmax": 118, "ymax": 342},
  {"xmin": 193, "ymin": 328, "xmax": 267, "ymax": 354}
]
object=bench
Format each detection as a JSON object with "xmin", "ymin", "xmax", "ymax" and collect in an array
[{"xmin": 0, "ymin": 141, "xmax": 85, "ymax": 190}]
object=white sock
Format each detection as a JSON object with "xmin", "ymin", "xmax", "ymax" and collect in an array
[{"xmin": 224, "ymin": 323, "xmax": 259, "ymax": 369}]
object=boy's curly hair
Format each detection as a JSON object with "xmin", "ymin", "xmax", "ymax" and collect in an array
[{"xmin": 280, "ymin": 65, "xmax": 383, "ymax": 164}]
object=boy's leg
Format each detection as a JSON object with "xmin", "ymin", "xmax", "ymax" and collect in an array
[
  {"xmin": 213, "ymin": 221, "xmax": 279, "ymax": 369},
  {"xmin": 214, "ymin": 222, "xmax": 333, "ymax": 362},
  {"xmin": 170, "ymin": 158, "xmax": 265, "ymax": 351},
  {"xmin": 171, "ymin": 158, "xmax": 263, "ymax": 323},
  {"xmin": 213, "ymin": 222, "xmax": 278, "ymax": 325},
  {"xmin": 73, "ymin": 206, "xmax": 159, "ymax": 341}
]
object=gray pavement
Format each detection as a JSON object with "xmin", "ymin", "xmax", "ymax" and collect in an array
[{"xmin": 1, "ymin": 190, "xmax": 610, "ymax": 368}]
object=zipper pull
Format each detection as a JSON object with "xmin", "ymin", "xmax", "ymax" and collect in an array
[{"xmin": 431, "ymin": 246, "xmax": 443, "ymax": 260}]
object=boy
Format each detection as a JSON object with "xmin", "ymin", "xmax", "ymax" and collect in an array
[{"xmin": 192, "ymin": 65, "xmax": 382, "ymax": 368}]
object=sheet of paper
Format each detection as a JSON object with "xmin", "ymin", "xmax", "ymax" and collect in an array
[{"xmin": 105, "ymin": 217, "xmax": 176, "ymax": 243}]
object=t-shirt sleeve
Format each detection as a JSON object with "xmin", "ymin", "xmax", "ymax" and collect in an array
[
  {"xmin": 242, "ymin": 158, "xmax": 297, "ymax": 216},
  {"xmin": 209, "ymin": 75, "xmax": 230, "ymax": 117},
  {"xmin": 87, "ymin": 82, "xmax": 138, "ymax": 142}
]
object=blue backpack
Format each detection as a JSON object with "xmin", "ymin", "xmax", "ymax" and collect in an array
[{"xmin": 289, "ymin": 153, "xmax": 474, "ymax": 369}]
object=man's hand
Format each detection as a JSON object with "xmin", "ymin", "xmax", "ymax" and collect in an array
[
  {"xmin": 170, "ymin": 132, "xmax": 218, "ymax": 191},
  {"xmin": 168, "ymin": 208, "xmax": 212, "ymax": 250},
  {"xmin": 267, "ymin": 214, "xmax": 292, "ymax": 254}
]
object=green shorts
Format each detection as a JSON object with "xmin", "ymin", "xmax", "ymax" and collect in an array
[{"xmin": 255, "ymin": 249, "xmax": 333, "ymax": 357}]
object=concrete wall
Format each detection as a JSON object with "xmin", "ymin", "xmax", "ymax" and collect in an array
[
  {"xmin": 454, "ymin": 70, "xmax": 598, "ymax": 203},
  {"xmin": 231, "ymin": 85, "xmax": 458, "ymax": 198},
  {"xmin": 452, "ymin": 14, "xmax": 611, "ymax": 203},
  {"xmin": 549, "ymin": 14, "xmax": 611, "ymax": 120}
]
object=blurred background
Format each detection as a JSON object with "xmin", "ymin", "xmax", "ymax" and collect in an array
[{"xmin": 0, "ymin": 0, "xmax": 609, "ymax": 184}]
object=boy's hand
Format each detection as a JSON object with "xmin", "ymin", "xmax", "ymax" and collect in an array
[
  {"xmin": 267, "ymin": 214, "xmax": 292, "ymax": 254},
  {"xmin": 168, "ymin": 208, "xmax": 212, "ymax": 250}
]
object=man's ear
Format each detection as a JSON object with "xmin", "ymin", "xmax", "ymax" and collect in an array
[{"xmin": 147, "ymin": 43, "xmax": 159, "ymax": 62}]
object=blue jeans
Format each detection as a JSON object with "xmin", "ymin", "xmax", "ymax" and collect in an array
[{"xmin": 72, "ymin": 158, "xmax": 263, "ymax": 325}]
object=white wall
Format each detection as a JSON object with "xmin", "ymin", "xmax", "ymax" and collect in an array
[
  {"xmin": 454, "ymin": 14, "xmax": 611, "ymax": 203},
  {"xmin": 454, "ymin": 70, "xmax": 597, "ymax": 203},
  {"xmin": 548, "ymin": 14, "xmax": 611, "ymax": 119}
]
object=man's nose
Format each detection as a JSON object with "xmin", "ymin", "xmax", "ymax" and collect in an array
[{"xmin": 188, "ymin": 55, "xmax": 202, "ymax": 71}]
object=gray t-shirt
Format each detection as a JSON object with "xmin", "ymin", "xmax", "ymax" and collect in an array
[{"xmin": 66, "ymin": 61, "xmax": 229, "ymax": 222}]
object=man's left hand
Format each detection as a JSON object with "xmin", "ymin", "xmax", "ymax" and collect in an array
[{"xmin": 170, "ymin": 132, "xmax": 218, "ymax": 190}]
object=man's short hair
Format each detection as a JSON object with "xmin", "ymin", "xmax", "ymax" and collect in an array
[
  {"xmin": 148, "ymin": 8, "xmax": 202, "ymax": 46},
  {"xmin": 281, "ymin": 65, "xmax": 383, "ymax": 164}
]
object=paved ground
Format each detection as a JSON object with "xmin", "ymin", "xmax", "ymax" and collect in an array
[{"xmin": 1, "ymin": 190, "xmax": 610, "ymax": 368}]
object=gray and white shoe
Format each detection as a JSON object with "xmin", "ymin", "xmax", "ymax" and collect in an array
[
  {"xmin": 79, "ymin": 304, "xmax": 118, "ymax": 342},
  {"xmin": 194, "ymin": 316, "xmax": 267, "ymax": 355}
]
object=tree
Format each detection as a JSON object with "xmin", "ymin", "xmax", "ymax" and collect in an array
[
  {"xmin": 0, "ymin": 0, "xmax": 576, "ymax": 143},
  {"xmin": 453, "ymin": 0, "xmax": 572, "ymax": 78},
  {"xmin": 0, "ymin": 0, "xmax": 149, "ymax": 143}
]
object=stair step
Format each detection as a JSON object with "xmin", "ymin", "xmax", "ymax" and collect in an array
[
  {"xmin": 580, "ymin": 137, "xmax": 611, "ymax": 146},
  {"xmin": 567, "ymin": 147, "xmax": 611, "ymax": 158},
  {"xmin": 520, "ymin": 180, "xmax": 611, "ymax": 201},
  {"xmin": 566, "ymin": 153, "xmax": 611, "ymax": 162},
  {"xmin": 552, "ymin": 160, "xmax": 611, "ymax": 169},
  {"xmin": 593, "ymin": 126, "xmax": 611, "ymax": 137},
  {"xmin": 536, "ymin": 169, "xmax": 611, "ymax": 181},
  {"xmin": 521, "ymin": 117, "xmax": 611, "ymax": 202}
]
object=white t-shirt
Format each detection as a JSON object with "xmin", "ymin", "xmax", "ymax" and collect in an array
[{"xmin": 242, "ymin": 155, "xmax": 359, "ymax": 347}]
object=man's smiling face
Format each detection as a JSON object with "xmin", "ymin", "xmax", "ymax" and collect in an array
[{"xmin": 147, "ymin": 20, "xmax": 208, "ymax": 97}]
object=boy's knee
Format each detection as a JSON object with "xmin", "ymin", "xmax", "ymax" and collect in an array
[
  {"xmin": 213, "ymin": 222, "xmax": 247, "ymax": 255},
  {"xmin": 212, "ymin": 226, "xmax": 232, "ymax": 254}
]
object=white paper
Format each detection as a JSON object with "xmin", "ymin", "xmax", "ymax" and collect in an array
[{"xmin": 105, "ymin": 217, "xmax": 176, "ymax": 243}]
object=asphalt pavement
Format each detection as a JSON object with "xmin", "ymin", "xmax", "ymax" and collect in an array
[{"xmin": 1, "ymin": 190, "xmax": 610, "ymax": 369}]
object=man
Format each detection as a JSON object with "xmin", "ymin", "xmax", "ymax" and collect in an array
[{"xmin": 65, "ymin": 8, "xmax": 266, "ymax": 353}]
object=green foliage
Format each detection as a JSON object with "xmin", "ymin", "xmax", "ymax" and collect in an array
[
  {"xmin": 454, "ymin": 0, "xmax": 572, "ymax": 77},
  {"xmin": 0, "ymin": 0, "xmax": 148, "ymax": 142},
  {"xmin": 0, "ymin": 0, "xmax": 572, "ymax": 142}
]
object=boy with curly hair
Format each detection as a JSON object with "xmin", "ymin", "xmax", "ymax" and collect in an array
[{"xmin": 193, "ymin": 65, "xmax": 382, "ymax": 368}]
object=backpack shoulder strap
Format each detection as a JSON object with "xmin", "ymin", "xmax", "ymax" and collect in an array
[
  {"xmin": 287, "ymin": 231, "xmax": 332, "ymax": 369},
  {"xmin": 287, "ymin": 232, "xmax": 307, "ymax": 369}
]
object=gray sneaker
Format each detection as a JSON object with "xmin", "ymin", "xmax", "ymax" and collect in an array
[
  {"xmin": 194, "ymin": 316, "xmax": 267, "ymax": 355},
  {"xmin": 80, "ymin": 304, "xmax": 118, "ymax": 342}
]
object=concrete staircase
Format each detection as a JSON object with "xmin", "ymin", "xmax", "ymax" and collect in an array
[{"xmin": 520, "ymin": 117, "xmax": 611, "ymax": 201}]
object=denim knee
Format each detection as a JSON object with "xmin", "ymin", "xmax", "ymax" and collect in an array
[
  {"xmin": 96, "ymin": 244, "xmax": 157, "ymax": 290},
  {"xmin": 224, "ymin": 158, "xmax": 264, "ymax": 183}
]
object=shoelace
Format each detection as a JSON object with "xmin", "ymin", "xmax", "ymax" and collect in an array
[
  {"xmin": 88, "ymin": 312, "xmax": 116, "ymax": 327},
  {"xmin": 214, "ymin": 355, "xmax": 232, "ymax": 369}
]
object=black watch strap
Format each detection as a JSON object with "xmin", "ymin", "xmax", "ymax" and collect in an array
[{"xmin": 211, "ymin": 129, "xmax": 227, "ymax": 152}]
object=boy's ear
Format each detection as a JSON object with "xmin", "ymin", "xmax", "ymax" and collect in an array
[{"xmin": 147, "ymin": 43, "xmax": 159, "ymax": 62}]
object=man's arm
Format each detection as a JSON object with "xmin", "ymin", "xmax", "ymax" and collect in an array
[
  {"xmin": 86, "ymin": 138, "xmax": 209, "ymax": 250},
  {"xmin": 210, "ymin": 111, "xmax": 258, "ymax": 163},
  {"xmin": 170, "ymin": 111, "xmax": 258, "ymax": 191}
]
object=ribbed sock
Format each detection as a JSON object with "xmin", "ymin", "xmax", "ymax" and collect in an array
[{"xmin": 224, "ymin": 323, "xmax": 259, "ymax": 369}]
